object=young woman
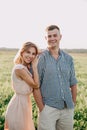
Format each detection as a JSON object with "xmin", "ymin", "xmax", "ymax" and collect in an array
[{"xmin": 4, "ymin": 42, "xmax": 39, "ymax": 130}]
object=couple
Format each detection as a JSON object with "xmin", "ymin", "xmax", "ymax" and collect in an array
[{"xmin": 4, "ymin": 25, "xmax": 78, "ymax": 130}]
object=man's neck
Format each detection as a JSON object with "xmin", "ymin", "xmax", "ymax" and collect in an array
[{"xmin": 48, "ymin": 47, "xmax": 60, "ymax": 59}]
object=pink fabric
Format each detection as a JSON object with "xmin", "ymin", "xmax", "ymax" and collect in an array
[{"xmin": 5, "ymin": 64, "xmax": 35, "ymax": 130}]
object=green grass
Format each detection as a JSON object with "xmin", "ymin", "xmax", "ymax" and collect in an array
[
  {"xmin": 0, "ymin": 50, "xmax": 87, "ymax": 130},
  {"xmin": 71, "ymin": 53, "xmax": 87, "ymax": 110},
  {"xmin": 70, "ymin": 53, "xmax": 87, "ymax": 130}
]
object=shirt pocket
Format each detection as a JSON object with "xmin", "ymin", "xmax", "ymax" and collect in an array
[{"xmin": 60, "ymin": 64, "xmax": 70, "ymax": 81}]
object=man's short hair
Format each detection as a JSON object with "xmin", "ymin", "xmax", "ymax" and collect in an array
[{"xmin": 45, "ymin": 25, "xmax": 60, "ymax": 32}]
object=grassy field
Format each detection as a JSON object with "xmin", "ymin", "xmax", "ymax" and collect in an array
[
  {"xmin": 70, "ymin": 53, "xmax": 87, "ymax": 109},
  {"xmin": 0, "ymin": 50, "xmax": 87, "ymax": 130}
]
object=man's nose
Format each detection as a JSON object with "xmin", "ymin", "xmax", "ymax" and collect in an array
[{"xmin": 51, "ymin": 35, "xmax": 55, "ymax": 40}]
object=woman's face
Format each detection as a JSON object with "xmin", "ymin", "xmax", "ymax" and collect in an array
[{"xmin": 22, "ymin": 47, "xmax": 37, "ymax": 64}]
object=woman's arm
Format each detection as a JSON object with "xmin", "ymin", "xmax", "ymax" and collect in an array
[{"xmin": 15, "ymin": 68, "xmax": 39, "ymax": 89}]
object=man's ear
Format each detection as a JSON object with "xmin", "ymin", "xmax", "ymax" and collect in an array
[
  {"xmin": 60, "ymin": 34, "xmax": 62, "ymax": 40},
  {"xmin": 45, "ymin": 36, "xmax": 47, "ymax": 40}
]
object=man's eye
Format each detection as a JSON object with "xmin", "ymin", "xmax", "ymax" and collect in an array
[
  {"xmin": 53, "ymin": 34, "xmax": 57, "ymax": 37},
  {"xmin": 48, "ymin": 35, "xmax": 51, "ymax": 38}
]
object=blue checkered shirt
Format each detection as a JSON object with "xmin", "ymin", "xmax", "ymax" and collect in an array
[{"xmin": 38, "ymin": 49, "xmax": 78, "ymax": 109}]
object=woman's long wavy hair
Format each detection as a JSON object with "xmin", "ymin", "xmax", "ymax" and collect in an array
[{"xmin": 14, "ymin": 42, "xmax": 38, "ymax": 64}]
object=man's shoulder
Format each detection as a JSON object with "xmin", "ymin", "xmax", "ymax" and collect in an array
[
  {"xmin": 61, "ymin": 50, "xmax": 73, "ymax": 60},
  {"xmin": 39, "ymin": 49, "xmax": 49, "ymax": 58},
  {"xmin": 38, "ymin": 50, "xmax": 49, "ymax": 65}
]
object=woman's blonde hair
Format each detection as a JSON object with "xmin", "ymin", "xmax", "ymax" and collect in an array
[{"xmin": 14, "ymin": 42, "xmax": 38, "ymax": 64}]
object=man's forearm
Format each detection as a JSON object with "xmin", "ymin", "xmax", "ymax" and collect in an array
[
  {"xmin": 71, "ymin": 85, "xmax": 77, "ymax": 105},
  {"xmin": 33, "ymin": 89, "xmax": 44, "ymax": 112}
]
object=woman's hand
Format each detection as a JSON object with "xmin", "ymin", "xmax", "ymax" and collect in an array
[{"xmin": 32, "ymin": 56, "xmax": 38, "ymax": 69}]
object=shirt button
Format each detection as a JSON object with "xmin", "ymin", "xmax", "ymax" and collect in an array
[
  {"xmin": 58, "ymin": 68, "xmax": 59, "ymax": 70},
  {"xmin": 61, "ymin": 82, "xmax": 62, "ymax": 85},
  {"xmin": 59, "ymin": 75, "xmax": 61, "ymax": 78},
  {"xmin": 61, "ymin": 89, "xmax": 63, "ymax": 92}
]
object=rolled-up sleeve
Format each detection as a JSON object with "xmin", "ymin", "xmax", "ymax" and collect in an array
[{"xmin": 70, "ymin": 58, "xmax": 78, "ymax": 87}]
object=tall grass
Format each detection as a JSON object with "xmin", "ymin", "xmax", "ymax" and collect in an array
[{"xmin": 0, "ymin": 50, "xmax": 87, "ymax": 130}]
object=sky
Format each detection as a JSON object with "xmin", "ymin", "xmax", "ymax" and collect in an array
[{"xmin": 0, "ymin": 0, "xmax": 87, "ymax": 49}]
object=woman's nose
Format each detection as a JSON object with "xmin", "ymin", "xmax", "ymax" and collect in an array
[{"xmin": 29, "ymin": 53, "xmax": 34, "ymax": 58}]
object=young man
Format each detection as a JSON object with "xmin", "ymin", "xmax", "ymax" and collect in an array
[{"xmin": 33, "ymin": 25, "xmax": 77, "ymax": 130}]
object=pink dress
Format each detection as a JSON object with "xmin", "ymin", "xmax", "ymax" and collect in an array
[{"xmin": 5, "ymin": 64, "xmax": 35, "ymax": 130}]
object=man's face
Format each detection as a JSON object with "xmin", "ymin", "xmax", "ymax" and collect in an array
[{"xmin": 45, "ymin": 28, "xmax": 62, "ymax": 48}]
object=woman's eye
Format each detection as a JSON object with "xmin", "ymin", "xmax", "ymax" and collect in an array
[
  {"xmin": 32, "ymin": 53, "xmax": 36, "ymax": 56},
  {"xmin": 27, "ymin": 51, "xmax": 30, "ymax": 53}
]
